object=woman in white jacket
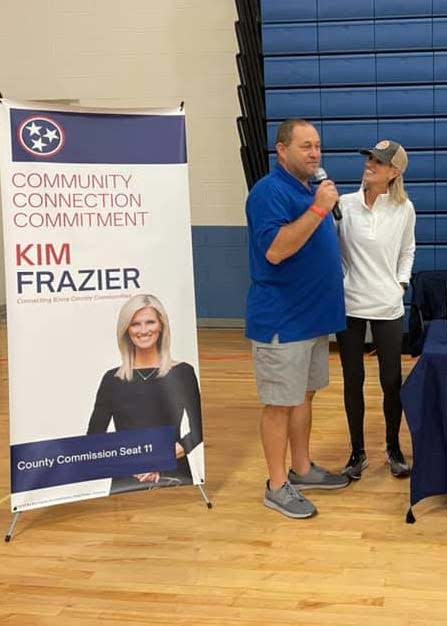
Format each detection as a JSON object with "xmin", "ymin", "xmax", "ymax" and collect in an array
[{"xmin": 337, "ymin": 140, "xmax": 416, "ymax": 480}]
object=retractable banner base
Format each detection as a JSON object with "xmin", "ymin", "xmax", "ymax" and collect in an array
[{"xmin": 4, "ymin": 485, "xmax": 213, "ymax": 543}]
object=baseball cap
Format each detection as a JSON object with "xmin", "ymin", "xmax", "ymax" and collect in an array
[{"xmin": 359, "ymin": 140, "xmax": 408, "ymax": 173}]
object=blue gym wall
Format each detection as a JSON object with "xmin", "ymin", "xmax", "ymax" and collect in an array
[
  {"xmin": 195, "ymin": 0, "xmax": 447, "ymax": 325},
  {"xmin": 192, "ymin": 226, "xmax": 249, "ymax": 319}
]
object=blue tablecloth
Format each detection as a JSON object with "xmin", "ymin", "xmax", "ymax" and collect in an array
[{"xmin": 401, "ymin": 319, "xmax": 447, "ymax": 521}]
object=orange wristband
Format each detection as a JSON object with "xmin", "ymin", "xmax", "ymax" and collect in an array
[{"xmin": 309, "ymin": 204, "xmax": 328, "ymax": 219}]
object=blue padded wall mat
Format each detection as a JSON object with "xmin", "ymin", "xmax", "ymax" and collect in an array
[
  {"xmin": 261, "ymin": 0, "xmax": 447, "ymax": 302},
  {"xmin": 260, "ymin": 0, "xmax": 447, "ymax": 22},
  {"xmin": 416, "ymin": 216, "xmax": 436, "ymax": 243}
]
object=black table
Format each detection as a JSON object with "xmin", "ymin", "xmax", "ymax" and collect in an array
[{"xmin": 401, "ymin": 319, "xmax": 447, "ymax": 523}]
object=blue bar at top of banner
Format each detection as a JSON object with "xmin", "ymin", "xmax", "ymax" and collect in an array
[
  {"xmin": 11, "ymin": 426, "xmax": 177, "ymax": 493},
  {"xmin": 10, "ymin": 108, "xmax": 187, "ymax": 164}
]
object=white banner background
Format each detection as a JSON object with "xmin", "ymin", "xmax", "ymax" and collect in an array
[{"xmin": 0, "ymin": 100, "xmax": 204, "ymax": 511}]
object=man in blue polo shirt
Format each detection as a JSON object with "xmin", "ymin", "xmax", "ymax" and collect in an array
[{"xmin": 246, "ymin": 118, "xmax": 349, "ymax": 519}]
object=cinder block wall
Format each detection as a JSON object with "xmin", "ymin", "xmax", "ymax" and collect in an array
[{"xmin": 0, "ymin": 0, "xmax": 248, "ymax": 316}]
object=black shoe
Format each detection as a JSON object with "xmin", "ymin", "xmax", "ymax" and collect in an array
[
  {"xmin": 386, "ymin": 447, "xmax": 410, "ymax": 478},
  {"xmin": 342, "ymin": 450, "xmax": 368, "ymax": 481}
]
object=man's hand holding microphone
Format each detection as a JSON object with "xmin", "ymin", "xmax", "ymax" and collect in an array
[{"xmin": 309, "ymin": 168, "xmax": 342, "ymax": 221}]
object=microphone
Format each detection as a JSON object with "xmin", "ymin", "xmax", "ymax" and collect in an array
[{"xmin": 314, "ymin": 167, "xmax": 342, "ymax": 221}]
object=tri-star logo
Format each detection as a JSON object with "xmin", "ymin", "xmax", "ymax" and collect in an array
[{"xmin": 18, "ymin": 115, "xmax": 65, "ymax": 157}]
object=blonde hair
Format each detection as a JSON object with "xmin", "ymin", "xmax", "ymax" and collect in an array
[
  {"xmin": 388, "ymin": 173, "xmax": 408, "ymax": 205},
  {"xmin": 115, "ymin": 294, "xmax": 172, "ymax": 382}
]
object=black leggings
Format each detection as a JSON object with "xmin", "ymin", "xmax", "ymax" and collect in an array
[{"xmin": 336, "ymin": 316, "xmax": 404, "ymax": 453}]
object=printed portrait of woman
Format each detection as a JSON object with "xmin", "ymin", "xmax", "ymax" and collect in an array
[{"xmin": 87, "ymin": 293, "xmax": 204, "ymax": 493}]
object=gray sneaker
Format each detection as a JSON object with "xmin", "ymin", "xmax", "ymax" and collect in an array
[
  {"xmin": 288, "ymin": 462, "xmax": 350, "ymax": 490},
  {"xmin": 264, "ymin": 481, "xmax": 317, "ymax": 519}
]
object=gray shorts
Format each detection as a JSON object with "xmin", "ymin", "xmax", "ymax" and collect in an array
[{"xmin": 252, "ymin": 335, "xmax": 329, "ymax": 406}]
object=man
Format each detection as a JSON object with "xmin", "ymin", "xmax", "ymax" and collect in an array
[{"xmin": 246, "ymin": 119, "xmax": 349, "ymax": 519}]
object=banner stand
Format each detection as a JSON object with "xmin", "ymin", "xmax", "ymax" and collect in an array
[
  {"xmin": 198, "ymin": 484, "xmax": 213, "ymax": 509},
  {"xmin": 1, "ymin": 99, "xmax": 209, "ymax": 540},
  {"xmin": 5, "ymin": 512, "xmax": 20, "ymax": 543},
  {"xmin": 4, "ymin": 484, "xmax": 212, "ymax": 542}
]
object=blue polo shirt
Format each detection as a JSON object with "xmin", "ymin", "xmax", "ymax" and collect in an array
[{"xmin": 246, "ymin": 164, "xmax": 346, "ymax": 342}]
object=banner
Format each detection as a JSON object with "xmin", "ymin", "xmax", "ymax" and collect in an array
[{"xmin": 0, "ymin": 99, "xmax": 205, "ymax": 512}]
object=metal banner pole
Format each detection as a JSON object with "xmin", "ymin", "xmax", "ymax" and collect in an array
[
  {"xmin": 197, "ymin": 485, "xmax": 213, "ymax": 509},
  {"xmin": 5, "ymin": 512, "xmax": 21, "ymax": 543}
]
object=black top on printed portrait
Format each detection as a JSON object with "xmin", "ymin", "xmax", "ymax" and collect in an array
[{"xmin": 87, "ymin": 361, "xmax": 202, "ymax": 455}]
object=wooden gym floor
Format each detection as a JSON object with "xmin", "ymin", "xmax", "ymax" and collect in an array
[{"xmin": 1, "ymin": 324, "xmax": 447, "ymax": 625}]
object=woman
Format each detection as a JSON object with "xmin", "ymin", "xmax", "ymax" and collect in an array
[
  {"xmin": 87, "ymin": 293, "xmax": 203, "ymax": 492},
  {"xmin": 337, "ymin": 140, "xmax": 416, "ymax": 480}
]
